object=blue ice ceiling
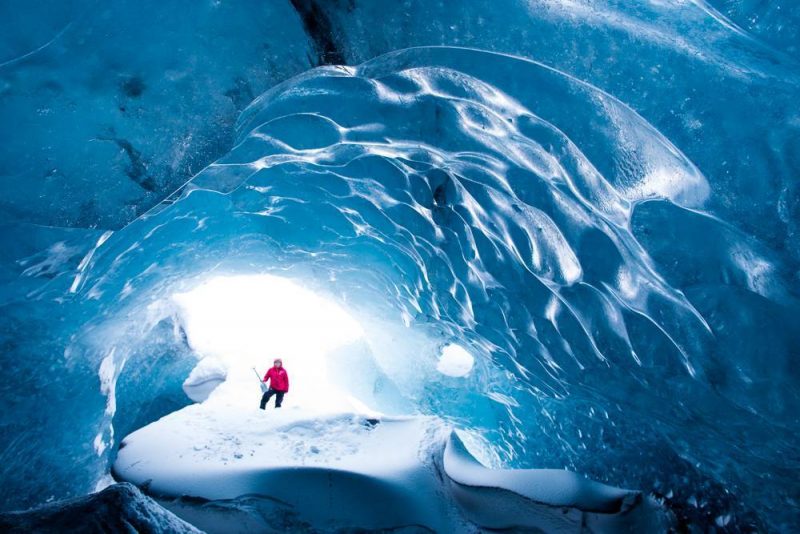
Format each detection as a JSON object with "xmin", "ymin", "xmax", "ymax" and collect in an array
[{"xmin": 0, "ymin": 1, "xmax": 798, "ymax": 532}]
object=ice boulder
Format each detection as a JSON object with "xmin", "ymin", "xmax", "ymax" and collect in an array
[
  {"xmin": 182, "ymin": 357, "xmax": 227, "ymax": 403},
  {"xmin": 0, "ymin": 483, "xmax": 200, "ymax": 533}
]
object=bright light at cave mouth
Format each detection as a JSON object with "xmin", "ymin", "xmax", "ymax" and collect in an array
[{"xmin": 172, "ymin": 274, "xmax": 366, "ymax": 411}]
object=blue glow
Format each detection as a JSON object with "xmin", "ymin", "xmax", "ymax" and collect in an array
[{"xmin": 1, "ymin": 2, "xmax": 798, "ymax": 531}]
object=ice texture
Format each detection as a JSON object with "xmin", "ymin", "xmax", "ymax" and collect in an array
[
  {"xmin": 0, "ymin": 0, "xmax": 314, "ymax": 228},
  {"xmin": 0, "ymin": 2, "xmax": 798, "ymax": 532},
  {"xmin": 0, "ymin": 483, "xmax": 201, "ymax": 533},
  {"xmin": 19, "ymin": 45, "xmax": 788, "ymax": 529},
  {"xmin": 282, "ymin": 0, "xmax": 800, "ymax": 268}
]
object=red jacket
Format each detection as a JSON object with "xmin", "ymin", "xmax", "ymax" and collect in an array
[{"xmin": 263, "ymin": 367, "xmax": 289, "ymax": 392}]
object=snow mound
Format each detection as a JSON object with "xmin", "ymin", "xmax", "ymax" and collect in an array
[
  {"xmin": 437, "ymin": 344, "xmax": 475, "ymax": 377},
  {"xmin": 182, "ymin": 357, "xmax": 227, "ymax": 403},
  {"xmin": 114, "ymin": 403, "xmax": 462, "ymax": 532},
  {"xmin": 0, "ymin": 483, "xmax": 200, "ymax": 533},
  {"xmin": 445, "ymin": 431, "xmax": 635, "ymax": 512},
  {"xmin": 443, "ymin": 432, "xmax": 672, "ymax": 531},
  {"xmin": 113, "ymin": 395, "xmax": 671, "ymax": 532}
]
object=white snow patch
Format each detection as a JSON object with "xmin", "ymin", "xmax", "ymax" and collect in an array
[
  {"xmin": 436, "ymin": 343, "xmax": 475, "ymax": 377},
  {"xmin": 443, "ymin": 432, "xmax": 672, "ymax": 531},
  {"xmin": 93, "ymin": 473, "xmax": 116, "ymax": 493},
  {"xmin": 70, "ymin": 230, "xmax": 113, "ymax": 293},
  {"xmin": 93, "ymin": 433, "xmax": 107, "ymax": 456},
  {"xmin": 98, "ymin": 347, "xmax": 121, "ymax": 416},
  {"xmin": 182, "ymin": 357, "xmax": 227, "ymax": 403}
]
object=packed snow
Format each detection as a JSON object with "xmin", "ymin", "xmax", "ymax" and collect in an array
[
  {"xmin": 181, "ymin": 357, "xmax": 227, "ymax": 403},
  {"xmin": 114, "ymin": 376, "xmax": 671, "ymax": 532},
  {"xmin": 437, "ymin": 344, "xmax": 475, "ymax": 377}
]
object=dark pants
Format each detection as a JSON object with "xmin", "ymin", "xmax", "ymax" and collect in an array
[{"xmin": 260, "ymin": 388, "xmax": 285, "ymax": 409}]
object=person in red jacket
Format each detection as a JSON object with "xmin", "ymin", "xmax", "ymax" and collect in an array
[{"xmin": 260, "ymin": 358, "xmax": 289, "ymax": 409}]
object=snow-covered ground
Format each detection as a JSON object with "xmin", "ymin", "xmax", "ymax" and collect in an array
[
  {"xmin": 115, "ymin": 407, "xmax": 460, "ymax": 531},
  {"xmin": 114, "ymin": 369, "xmax": 672, "ymax": 532}
]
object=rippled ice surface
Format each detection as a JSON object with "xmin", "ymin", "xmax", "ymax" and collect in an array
[
  {"xmin": 1, "ymin": 2, "xmax": 799, "ymax": 532},
  {"xmin": 65, "ymin": 47, "xmax": 800, "ymax": 528}
]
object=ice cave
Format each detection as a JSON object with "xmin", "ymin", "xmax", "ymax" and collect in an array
[{"xmin": 0, "ymin": 1, "xmax": 798, "ymax": 532}]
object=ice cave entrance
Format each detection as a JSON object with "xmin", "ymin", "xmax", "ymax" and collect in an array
[
  {"xmin": 115, "ymin": 274, "xmax": 670, "ymax": 532},
  {"xmin": 172, "ymin": 274, "xmax": 368, "ymax": 412}
]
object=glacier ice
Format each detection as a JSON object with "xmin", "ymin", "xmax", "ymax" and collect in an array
[
  {"xmin": 1, "ymin": 1, "xmax": 798, "ymax": 532},
  {"xmin": 0, "ymin": 0, "xmax": 314, "ymax": 229},
  {"xmin": 283, "ymin": 0, "xmax": 800, "ymax": 268},
  {"xmin": 0, "ymin": 483, "xmax": 201, "ymax": 533}
]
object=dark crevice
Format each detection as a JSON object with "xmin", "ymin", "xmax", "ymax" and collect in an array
[
  {"xmin": 119, "ymin": 76, "xmax": 146, "ymax": 98},
  {"xmin": 289, "ymin": 0, "xmax": 346, "ymax": 65},
  {"xmin": 224, "ymin": 77, "xmax": 255, "ymax": 110},
  {"xmin": 427, "ymin": 168, "xmax": 455, "ymax": 209},
  {"xmin": 97, "ymin": 136, "xmax": 158, "ymax": 192}
]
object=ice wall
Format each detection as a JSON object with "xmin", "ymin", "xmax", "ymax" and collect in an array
[
  {"xmin": 0, "ymin": 0, "xmax": 313, "ymax": 228},
  {"xmin": 288, "ymin": 0, "xmax": 800, "ymax": 270},
  {"xmin": 5, "ymin": 46, "xmax": 787, "ymax": 529},
  {"xmin": 0, "ymin": 1, "xmax": 798, "ymax": 531}
]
